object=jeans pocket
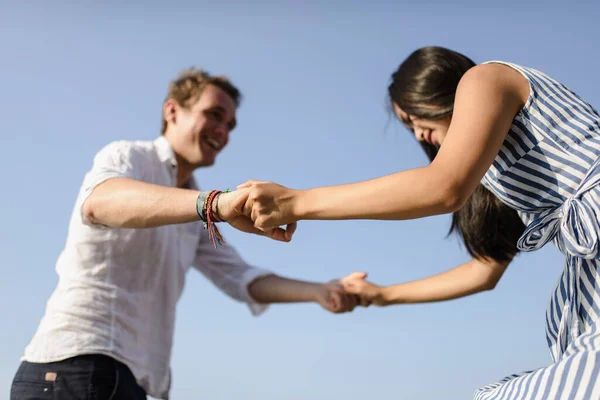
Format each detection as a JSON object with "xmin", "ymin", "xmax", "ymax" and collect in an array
[
  {"xmin": 10, "ymin": 380, "xmax": 54, "ymax": 400},
  {"xmin": 88, "ymin": 358, "xmax": 118, "ymax": 400}
]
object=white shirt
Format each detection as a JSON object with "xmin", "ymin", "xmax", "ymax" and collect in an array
[{"xmin": 23, "ymin": 137, "xmax": 271, "ymax": 399}]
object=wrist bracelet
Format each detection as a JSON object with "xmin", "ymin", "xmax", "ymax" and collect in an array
[
  {"xmin": 196, "ymin": 189, "xmax": 225, "ymax": 248},
  {"xmin": 196, "ymin": 191, "xmax": 210, "ymax": 223}
]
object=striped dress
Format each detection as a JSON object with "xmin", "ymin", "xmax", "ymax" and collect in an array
[{"xmin": 475, "ymin": 61, "xmax": 600, "ymax": 399}]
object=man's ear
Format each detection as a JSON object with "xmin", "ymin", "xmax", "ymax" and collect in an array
[{"xmin": 163, "ymin": 99, "xmax": 178, "ymax": 126}]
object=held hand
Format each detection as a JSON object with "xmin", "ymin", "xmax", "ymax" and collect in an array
[
  {"xmin": 216, "ymin": 189, "xmax": 295, "ymax": 242},
  {"xmin": 314, "ymin": 280, "xmax": 361, "ymax": 314},
  {"xmin": 237, "ymin": 180, "xmax": 300, "ymax": 236},
  {"xmin": 340, "ymin": 272, "xmax": 386, "ymax": 307}
]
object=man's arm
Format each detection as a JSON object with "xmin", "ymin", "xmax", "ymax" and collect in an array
[
  {"xmin": 82, "ymin": 177, "xmax": 200, "ymax": 228},
  {"xmin": 80, "ymin": 141, "xmax": 292, "ymax": 241},
  {"xmin": 248, "ymin": 274, "xmax": 358, "ymax": 313},
  {"xmin": 341, "ymin": 257, "xmax": 510, "ymax": 306},
  {"xmin": 83, "ymin": 178, "xmax": 292, "ymax": 240},
  {"xmin": 80, "ymin": 141, "xmax": 202, "ymax": 228},
  {"xmin": 193, "ymin": 238, "xmax": 358, "ymax": 314}
]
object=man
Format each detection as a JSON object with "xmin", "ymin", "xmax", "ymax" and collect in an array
[{"xmin": 11, "ymin": 68, "xmax": 359, "ymax": 400}]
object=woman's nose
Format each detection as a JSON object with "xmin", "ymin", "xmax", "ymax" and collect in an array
[{"xmin": 414, "ymin": 128, "xmax": 427, "ymax": 141}]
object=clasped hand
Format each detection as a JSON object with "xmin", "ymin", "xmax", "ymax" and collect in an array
[
  {"xmin": 216, "ymin": 181, "xmax": 300, "ymax": 242},
  {"xmin": 319, "ymin": 272, "xmax": 387, "ymax": 311}
]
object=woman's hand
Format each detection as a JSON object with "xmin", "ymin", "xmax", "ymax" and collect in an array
[
  {"xmin": 217, "ymin": 188, "xmax": 296, "ymax": 242},
  {"xmin": 340, "ymin": 272, "xmax": 386, "ymax": 307},
  {"xmin": 237, "ymin": 180, "xmax": 301, "ymax": 236}
]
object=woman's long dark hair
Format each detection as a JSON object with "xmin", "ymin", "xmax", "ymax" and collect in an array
[{"xmin": 388, "ymin": 46, "xmax": 525, "ymax": 262}]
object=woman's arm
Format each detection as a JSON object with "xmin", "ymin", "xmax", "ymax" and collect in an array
[
  {"xmin": 340, "ymin": 257, "xmax": 510, "ymax": 306},
  {"xmin": 299, "ymin": 64, "xmax": 527, "ymax": 220},
  {"xmin": 242, "ymin": 64, "xmax": 528, "ymax": 230}
]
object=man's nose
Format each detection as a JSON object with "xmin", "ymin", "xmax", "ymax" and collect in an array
[{"xmin": 214, "ymin": 123, "xmax": 229, "ymax": 136}]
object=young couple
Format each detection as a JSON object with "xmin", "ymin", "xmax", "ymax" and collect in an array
[{"xmin": 13, "ymin": 46, "xmax": 600, "ymax": 399}]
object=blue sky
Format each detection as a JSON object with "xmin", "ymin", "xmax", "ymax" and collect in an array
[{"xmin": 1, "ymin": 2, "xmax": 599, "ymax": 399}]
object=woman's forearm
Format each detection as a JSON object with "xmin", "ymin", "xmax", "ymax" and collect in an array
[
  {"xmin": 380, "ymin": 258, "xmax": 508, "ymax": 305},
  {"xmin": 296, "ymin": 165, "xmax": 465, "ymax": 221}
]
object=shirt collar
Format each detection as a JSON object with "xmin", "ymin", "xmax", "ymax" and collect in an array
[
  {"xmin": 154, "ymin": 136, "xmax": 178, "ymax": 168},
  {"xmin": 153, "ymin": 136, "xmax": 199, "ymax": 190}
]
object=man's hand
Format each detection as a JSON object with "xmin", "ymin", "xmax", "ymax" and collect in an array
[
  {"xmin": 314, "ymin": 280, "xmax": 361, "ymax": 313},
  {"xmin": 340, "ymin": 272, "xmax": 386, "ymax": 306},
  {"xmin": 216, "ymin": 189, "xmax": 296, "ymax": 242}
]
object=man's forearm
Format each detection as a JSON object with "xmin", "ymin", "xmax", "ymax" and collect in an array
[
  {"xmin": 83, "ymin": 177, "xmax": 200, "ymax": 228},
  {"xmin": 248, "ymin": 275, "xmax": 321, "ymax": 304}
]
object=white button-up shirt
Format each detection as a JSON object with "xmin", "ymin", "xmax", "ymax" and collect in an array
[{"xmin": 23, "ymin": 136, "xmax": 271, "ymax": 399}]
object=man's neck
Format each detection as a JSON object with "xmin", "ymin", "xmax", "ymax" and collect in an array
[
  {"xmin": 161, "ymin": 133, "xmax": 196, "ymax": 188},
  {"xmin": 175, "ymin": 156, "xmax": 194, "ymax": 188}
]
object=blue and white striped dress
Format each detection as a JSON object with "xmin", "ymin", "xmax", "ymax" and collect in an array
[{"xmin": 475, "ymin": 61, "xmax": 600, "ymax": 399}]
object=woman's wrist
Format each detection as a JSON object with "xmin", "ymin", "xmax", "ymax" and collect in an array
[
  {"xmin": 378, "ymin": 286, "xmax": 395, "ymax": 306},
  {"xmin": 292, "ymin": 189, "xmax": 313, "ymax": 220}
]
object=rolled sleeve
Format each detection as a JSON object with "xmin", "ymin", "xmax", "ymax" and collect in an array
[
  {"xmin": 192, "ymin": 234, "xmax": 272, "ymax": 316},
  {"xmin": 77, "ymin": 141, "xmax": 147, "ymax": 225}
]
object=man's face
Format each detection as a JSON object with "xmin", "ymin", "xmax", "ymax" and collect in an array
[{"xmin": 164, "ymin": 84, "xmax": 237, "ymax": 168}]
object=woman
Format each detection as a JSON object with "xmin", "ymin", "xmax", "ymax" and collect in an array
[{"xmin": 240, "ymin": 46, "xmax": 600, "ymax": 398}]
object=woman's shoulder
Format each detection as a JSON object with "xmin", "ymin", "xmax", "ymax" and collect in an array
[{"xmin": 457, "ymin": 62, "xmax": 530, "ymax": 108}]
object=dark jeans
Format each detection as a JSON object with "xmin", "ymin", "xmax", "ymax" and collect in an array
[{"xmin": 10, "ymin": 354, "xmax": 146, "ymax": 400}]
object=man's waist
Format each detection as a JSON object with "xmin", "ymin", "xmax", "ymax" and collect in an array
[{"xmin": 24, "ymin": 314, "xmax": 173, "ymax": 378}]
